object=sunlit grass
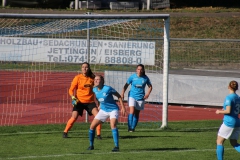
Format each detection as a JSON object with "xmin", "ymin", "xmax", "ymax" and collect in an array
[{"xmin": 0, "ymin": 120, "xmax": 239, "ymax": 160}]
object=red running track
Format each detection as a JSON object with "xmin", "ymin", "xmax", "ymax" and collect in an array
[
  {"xmin": 0, "ymin": 103, "xmax": 223, "ymax": 126},
  {"xmin": 0, "ymin": 70, "xmax": 223, "ymax": 126}
]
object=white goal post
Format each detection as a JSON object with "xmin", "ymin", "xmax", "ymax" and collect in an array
[{"xmin": 0, "ymin": 13, "xmax": 170, "ymax": 128}]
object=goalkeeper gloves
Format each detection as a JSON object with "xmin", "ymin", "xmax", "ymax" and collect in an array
[{"xmin": 71, "ymin": 96, "xmax": 78, "ymax": 106}]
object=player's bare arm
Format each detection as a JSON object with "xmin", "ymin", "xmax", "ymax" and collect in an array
[
  {"xmin": 113, "ymin": 92, "xmax": 127, "ymax": 116},
  {"xmin": 144, "ymin": 84, "xmax": 153, "ymax": 99},
  {"xmin": 216, "ymin": 106, "xmax": 231, "ymax": 114},
  {"xmin": 121, "ymin": 83, "xmax": 129, "ymax": 99}
]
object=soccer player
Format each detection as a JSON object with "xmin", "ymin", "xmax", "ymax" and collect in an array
[
  {"xmin": 63, "ymin": 62, "xmax": 102, "ymax": 139},
  {"xmin": 215, "ymin": 80, "xmax": 240, "ymax": 160},
  {"xmin": 121, "ymin": 64, "xmax": 152, "ymax": 132},
  {"xmin": 87, "ymin": 75, "xmax": 126, "ymax": 152}
]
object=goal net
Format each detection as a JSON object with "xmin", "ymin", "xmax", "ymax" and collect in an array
[{"xmin": 0, "ymin": 13, "xmax": 170, "ymax": 129}]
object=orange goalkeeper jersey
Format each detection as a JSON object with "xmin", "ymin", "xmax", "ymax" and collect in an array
[{"xmin": 69, "ymin": 74, "xmax": 94, "ymax": 103}]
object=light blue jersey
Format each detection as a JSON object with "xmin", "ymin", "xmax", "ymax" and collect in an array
[
  {"xmin": 93, "ymin": 85, "xmax": 119, "ymax": 112},
  {"xmin": 223, "ymin": 93, "xmax": 240, "ymax": 128},
  {"xmin": 127, "ymin": 73, "xmax": 152, "ymax": 101}
]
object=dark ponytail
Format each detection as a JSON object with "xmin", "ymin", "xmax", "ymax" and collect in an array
[
  {"xmin": 82, "ymin": 62, "xmax": 95, "ymax": 79},
  {"xmin": 137, "ymin": 64, "xmax": 145, "ymax": 76}
]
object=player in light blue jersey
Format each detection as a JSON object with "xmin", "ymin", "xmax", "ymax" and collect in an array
[
  {"xmin": 87, "ymin": 75, "xmax": 126, "ymax": 152},
  {"xmin": 215, "ymin": 80, "xmax": 240, "ymax": 160},
  {"xmin": 121, "ymin": 64, "xmax": 152, "ymax": 132}
]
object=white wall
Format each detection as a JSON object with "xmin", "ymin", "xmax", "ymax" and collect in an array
[{"xmin": 105, "ymin": 71, "xmax": 240, "ymax": 106}]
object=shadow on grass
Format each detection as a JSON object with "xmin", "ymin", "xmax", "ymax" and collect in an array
[
  {"xmin": 120, "ymin": 135, "xmax": 180, "ymax": 139},
  {"xmin": 66, "ymin": 135, "xmax": 179, "ymax": 139},
  {"xmin": 65, "ymin": 136, "xmax": 88, "ymax": 138},
  {"xmin": 138, "ymin": 147, "xmax": 195, "ymax": 151},
  {"xmin": 165, "ymin": 129, "xmax": 218, "ymax": 132}
]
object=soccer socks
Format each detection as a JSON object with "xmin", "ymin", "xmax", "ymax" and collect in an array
[
  {"xmin": 234, "ymin": 143, "xmax": 240, "ymax": 152},
  {"xmin": 112, "ymin": 128, "xmax": 119, "ymax": 147},
  {"xmin": 64, "ymin": 117, "xmax": 76, "ymax": 133},
  {"xmin": 96, "ymin": 123, "xmax": 102, "ymax": 136},
  {"xmin": 132, "ymin": 115, "xmax": 139, "ymax": 130},
  {"xmin": 128, "ymin": 114, "xmax": 139, "ymax": 130},
  {"xmin": 216, "ymin": 145, "xmax": 224, "ymax": 160},
  {"xmin": 89, "ymin": 129, "xmax": 95, "ymax": 146},
  {"xmin": 128, "ymin": 114, "xmax": 133, "ymax": 130}
]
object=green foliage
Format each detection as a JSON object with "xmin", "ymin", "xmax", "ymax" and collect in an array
[{"xmin": 0, "ymin": 120, "xmax": 239, "ymax": 160}]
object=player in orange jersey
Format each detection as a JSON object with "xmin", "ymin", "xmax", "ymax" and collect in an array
[{"xmin": 63, "ymin": 62, "xmax": 102, "ymax": 139}]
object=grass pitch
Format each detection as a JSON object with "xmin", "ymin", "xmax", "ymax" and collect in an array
[{"xmin": 0, "ymin": 120, "xmax": 239, "ymax": 160}]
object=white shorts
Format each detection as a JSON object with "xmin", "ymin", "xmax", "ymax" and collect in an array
[
  {"xmin": 218, "ymin": 123, "xmax": 240, "ymax": 140},
  {"xmin": 128, "ymin": 97, "xmax": 145, "ymax": 110},
  {"xmin": 94, "ymin": 109, "xmax": 119, "ymax": 122}
]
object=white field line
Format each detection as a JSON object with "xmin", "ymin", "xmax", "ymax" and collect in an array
[{"xmin": 1, "ymin": 148, "xmax": 235, "ymax": 159}]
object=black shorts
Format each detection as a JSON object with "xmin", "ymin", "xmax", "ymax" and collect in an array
[{"xmin": 72, "ymin": 102, "xmax": 97, "ymax": 116}]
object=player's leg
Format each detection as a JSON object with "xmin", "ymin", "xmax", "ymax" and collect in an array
[
  {"xmin": 128, "ymin": 97, "xmax": 135, "ymax": 132},
  {"xmin": 88, "ymin": 119, "xmax": 101, "ymax": 150},
  {"xmin": 88, "ymin": 109, "xmax": 107, "ymax": 150},
  {"xmin": 229, "ymin": 127, "xmax": 240, "ymax": 152},
  {"xmin": 132, "ymin": 109, "xmax": 140, "ymax": 131},
  {"xmin": 216, "ymin": 136, "xmax": 225, "ymax": 160},
  {"xmin": 230, "ymin": 139, "xmax": 240, "ymax": 152},
  {"xmin": 131, "ymin": 100, "xmax": 144, "ymax": 131},
  {"xmin": 63, "ymin": 104, "xmax": 82, "ymax": 138},
  {"xmin": 96, "ymin": 124, "xmax": 102, "ymax": 139},
  {"xmin": 88, "ymin": 102, "xmax": 102, "ymax": 139},
  {"xmin": 216, "ymin": 123, "xmax": 234, "ymax": 160},
  {"xmin": 110, "ymin": 110, "xmax": 119, "ymax": 152}
]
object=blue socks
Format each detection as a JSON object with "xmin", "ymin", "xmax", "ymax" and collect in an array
[
  {"xmin": 234, "ymin": 143, "xmax": 240, "ymax": 152},
  {"xmin": 89, "ymin": 128, "xmax": 119, "ymax": 148},
  {"xmin": 89, "ymin": 129, "xmax": 95, "ymax": 146},
  {"xmin": 112, "ymin": 128, "xmax": 119, "ymax": 147},
  {"xmin": 128, "ymin": 114, "xmax": 139, "ymax": 130},
  {"xmin": 128, "ymin": 114, "xmax": 133, "ymax": 130},
  {"xmin": 216, "ymin": 145, "xmax": 224, "ymax": 160},
  {"xmin": 132, "ymin": 115, "xmax": 139, "ymax": 129}
]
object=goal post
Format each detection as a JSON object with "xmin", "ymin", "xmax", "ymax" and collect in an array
[
  {"xmin": 0, "ymin": 13, "xmax": 170, "ymax": 128},
  {"xmin": 162, "ymin": 16, "xmax": 170, "ymax": 129}
]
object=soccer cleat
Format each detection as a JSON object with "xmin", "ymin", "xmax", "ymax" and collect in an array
[
  {"xmin": 128, "ymin": 129, "xmax": 134, "ymax": 132},
  {"xmin": 97, "ymin": 135, "xmax": 102, "ymax": 140},
  {"xmin": 87, "ymin": 146, "xmax": 94, "ymax": 150},
  {"xmin": 63, "ymin": 132, "xmax": 68, "ymax": 138},
  {"xmin": 112, "ymin": 146, "xmax": 119, "ymax": 152}
]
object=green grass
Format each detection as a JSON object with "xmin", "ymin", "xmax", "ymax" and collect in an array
[{"xmin": 0, "ymin": 120, "xmax": 239, "ymax": 160}]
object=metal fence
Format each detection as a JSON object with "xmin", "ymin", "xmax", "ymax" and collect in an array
[{"xmin": 169, "ymin": 38, "xmax": 240, "ymax": 70}]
